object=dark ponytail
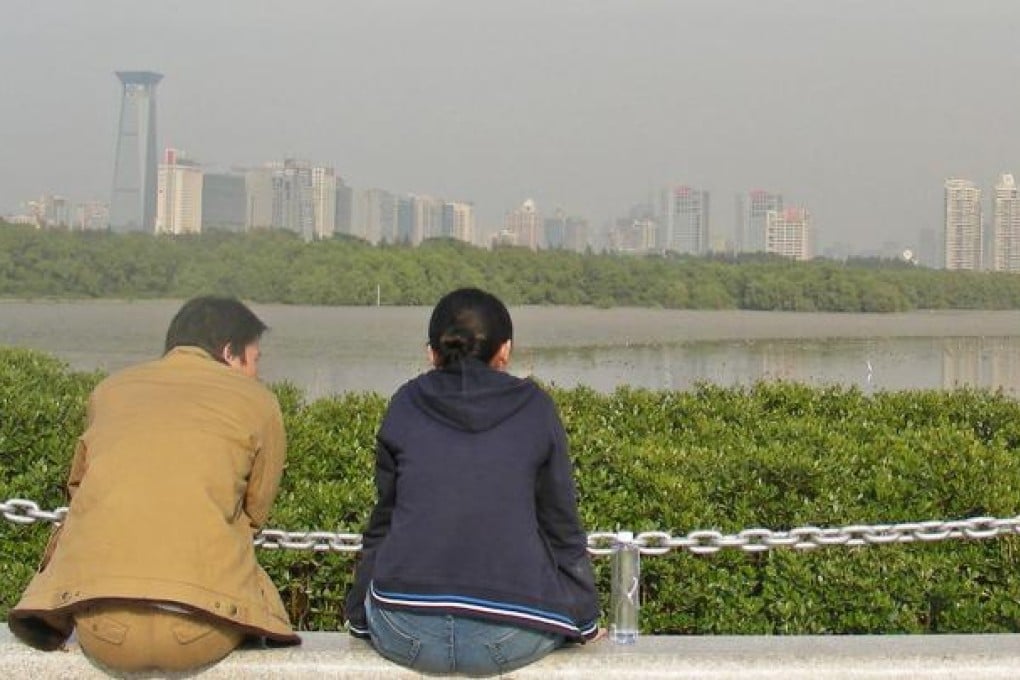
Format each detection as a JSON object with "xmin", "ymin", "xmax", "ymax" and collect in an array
[{"xmin": 428, "ymin": 288, "xmax": 513, "ymax": 368}]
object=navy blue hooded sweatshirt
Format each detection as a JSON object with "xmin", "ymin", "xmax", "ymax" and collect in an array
[{"xmin": 345, "ymin": 358, "xmax": 599, "ymax": 641}]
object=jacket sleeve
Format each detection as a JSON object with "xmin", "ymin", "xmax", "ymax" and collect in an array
[
  {"xmin": 40, "ymin": 398, "xmax": 94, "ymax": 571},
  {"xmin": 66, "ymin": 393, "xmax": 96, "ymax": 501},
  {"xmin": 345, "ymin": 433, "xmax": 398, "ymax": 638},
  {"xmin": 244, "ymin": 397, "xmax": 287, "ymax": 532},
  {"xmin": 535, "ymin": 400, "xmax": 600, "ymax": 641}
]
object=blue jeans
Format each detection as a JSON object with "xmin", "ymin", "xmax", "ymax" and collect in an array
[{"xmin": 365, "ymin": 596, "xmax": 564, "ymax": 676}]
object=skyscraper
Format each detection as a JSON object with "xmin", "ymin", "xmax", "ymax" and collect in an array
[
  {"xmin": 504, "ymin": 199, "xmax": 540, "ymax": 249},
  {"xmin": 272, "ymin": 159, "xmax": 314, "ymax": 240},
  {"xmin": 991, "ymin": 174, "xmax": 1020, "ymax": 272},
  {"xmin": 335, "ymin": 180, "xmax": 354, "ymax": 236},
  {"xmin": 564, "ymin": 216, "xmax": 589, "ymax": 252},
  {"xmin": 442, "ymin": 201, "xmax": 476, "ymax": 245},
  {"xmin": 744, "ymin": 190, "xmax": 783, "ymax": 253},
  {"xmin": 661, "ymin": 186, "xmax": 710, "ymax": 255},
  {"xmin": 765, "ymin": 207, "xmax": 812, "ymax": 261},
  {"xmin": 110, "ymin": 71, "xmax": 163, "ymax": 232},
  {"xmin": 155, "ymin": 148, "xmax": 203, "ymax": 235},
  {"xmin": 353, "ymin": 188, "xmax": 398, "ymax": 244},
  {"xmin": 201, "ymin": 173, "xmax": 246, "ymax": 231},
  {"xmin": 409, "ymin": 194, "xmax": 444, "ymax": 245},
  {"xmin": 944, "ymin": 178, "xmax": 982, "ymax": 270},
  {"xmin": 245, "ymin": 165, "xmax": 275, "ymax": 230},
  {"xmin": 311, "ymin": 166, "xmax": 337, "ymax": 240}
]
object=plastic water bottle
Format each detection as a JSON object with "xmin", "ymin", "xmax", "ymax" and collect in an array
[{"xmin": 610, "ymin": 531, "xmax": 640, "ymax": 644}]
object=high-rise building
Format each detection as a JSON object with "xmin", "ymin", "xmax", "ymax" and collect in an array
[
  {"xmin": 335, "ymin": 180, "xmax": 353, "ymax": 236},
  {"xmin": 543, "ymin": 208, "xmax": 590, "ymax": 251},
  {"xmin": 504, "ymin": 199, "xmax": 540, "ymax": 249},
  {"xmin": 352, "ymin": 188, "xmax": 397, "ymax": 244},
  {"xmin": 734, "ymin": 194, "xmax": 745, "ymax": 253},
  {"xmin": 544, "ymin": 210, "xmax": 567, "ymax": 249},
  {"xmin": 396, "ymin": 196, "xmax": 414, "ymax": 244},
  {"xmin": 410, "ymin": 194, "xmax": 444, "ymax": 245},
  {"xmin": 272, "ymin": 159, "xmax": 314, "ymax": 240},
  {"xmin": 201, "ymin": 173, "xmax": 246, "ymax": 231},
  {"xmin": 661, "ymin": 186, "xmax": 710, "ymax": 255},
  {"xmin": 245, "ymin": 165, "xmax": 275, "ymax": 230},
  {"xmin": 155, "ymin": 148, "xmax": 203, "ymax": 235},
  {"xmin": 110, "ymin": 71, "xmax": 163, "ymax": 232},
  {"xmin": 992, "ymin": 173, "xmax": 1020, "ymax": 272},
  {"xmin": 311, "ymin": 166, "xmax": 337, "ymax": 240},
  {"xmin": 442, "ymin": 201, "xmax": 476, "ymax": 245},
  {"xmin": 564, "ymin": 216, "xmax": 589, "ymax": 252},
  {"xmin": 765, "ymin": 207, "xmax": 812, "ymax": 261},
  {"xmin": 944, "ymin": 178, "xmax": 982, "ymax": 270},
  {"xmin": 743, "ymin": 190, "xmax": 783, "ymax": 253}
]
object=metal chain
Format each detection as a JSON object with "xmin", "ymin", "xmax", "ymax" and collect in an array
[{"xmin": 5, "ymin": 498, "xmax": 1019, "ymax": 556}]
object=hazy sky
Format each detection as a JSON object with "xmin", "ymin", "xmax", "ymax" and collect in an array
[{"xmin": 3, "ymin": 0, "xmax": 1019, "ymax": 252}]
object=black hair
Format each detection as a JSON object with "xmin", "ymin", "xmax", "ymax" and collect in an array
[
  {"xmin": 428, "ymin": 288, "xmax": 513, "ymax": 368},
  {"xmin": 164, "ymin": 295, "xmax": 267, "ymax": 363}
]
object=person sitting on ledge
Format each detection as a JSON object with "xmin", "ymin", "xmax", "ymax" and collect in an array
[
  {"xmin": 7, "ymin": 295, "xmax": 300, "ymax": 673},
  {"xmin": 345, "ymin": 287, "xmax": 600, "ymax": 676}
]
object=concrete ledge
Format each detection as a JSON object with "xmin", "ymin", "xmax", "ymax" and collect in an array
[{"xmin": 5, "ymin": 626, "xmax": 1020, "ymax": 678}]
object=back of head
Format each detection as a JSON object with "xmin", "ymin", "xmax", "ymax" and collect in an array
[
  {"xmin": 164, "ymin": 296, "xmax": 267, "ymax": 362},
  {"xmin": 428, "ymin": 288, "xmax": 513, "ymax": 368}
]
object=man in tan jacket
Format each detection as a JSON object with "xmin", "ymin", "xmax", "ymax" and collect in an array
[{"xmin": 8, "ymin": 296, "xmax": 300, "ymax": 672}]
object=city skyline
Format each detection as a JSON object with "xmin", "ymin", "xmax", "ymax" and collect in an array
[{"xmin": 4, "ymin": 1, "xmax": 1020, "ymax": 254}]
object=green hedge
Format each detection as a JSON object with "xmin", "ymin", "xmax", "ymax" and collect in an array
[{"xmin": 3, "ymin": 346, "xmax": 1020, "ymax": 633}]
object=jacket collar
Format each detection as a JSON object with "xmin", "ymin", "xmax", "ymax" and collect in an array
[{"xmin": 164, "ymin": 346, "xmax": 220, "ymax": 363}]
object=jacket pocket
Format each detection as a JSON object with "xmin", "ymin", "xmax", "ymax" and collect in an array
[
  {"xmin": 79, "ymin": 608, "xmax": 128, "ymax": 645},
  {"xmin": 171, "ymin": 617, "xmax": 215, "ymax": 645}
]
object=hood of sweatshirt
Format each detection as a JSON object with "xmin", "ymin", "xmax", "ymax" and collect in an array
[{"xmin": 408, "ymin": 357, "xmax": 538, "ymax": 433}]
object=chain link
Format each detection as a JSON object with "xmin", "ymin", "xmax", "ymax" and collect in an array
[
  {"xmin": 4, "ymin": 498, "xmax": 1020, "ymax": 556},
  {"xmin": 1, "ymin": 499, "xmax": 68, "ymax": 526}
]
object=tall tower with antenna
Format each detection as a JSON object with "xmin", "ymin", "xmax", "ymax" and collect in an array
[{"xmin": 110, "ymin": 71, "xmax": 163, "ymax": 232}]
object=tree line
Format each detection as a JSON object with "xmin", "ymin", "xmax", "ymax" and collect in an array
[{"xmin": 2, "ymin": 223, "xmax": 1020, "ymax": 311}]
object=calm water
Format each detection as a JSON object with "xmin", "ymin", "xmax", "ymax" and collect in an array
[{"xmin": 4, "ymin": 300, "xmax": 1020, "ymax": 399}]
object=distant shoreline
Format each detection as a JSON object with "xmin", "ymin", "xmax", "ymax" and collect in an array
[{"xmin": 2, "ymin": 298, "xmax": 1019, "ymax": 346}]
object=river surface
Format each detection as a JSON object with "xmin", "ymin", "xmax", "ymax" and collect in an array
[{"xmin": 3, "ymin": 300, "xmax": 1020, "ymax": 399}]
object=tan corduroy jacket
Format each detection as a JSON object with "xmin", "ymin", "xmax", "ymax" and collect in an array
[{"xmin": 8, "ymin": 346, "xmax": 300, "ymax": 649}]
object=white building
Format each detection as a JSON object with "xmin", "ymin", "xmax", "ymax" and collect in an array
[
  {"xmin": 765, "ymin": 207, "xmax": 812, "ymax": 261},
  {"xmin": 443, "ymin": 201, "xmax": 476, "ymax": 245},
  {"xmin": 272, "ymin": 159, "xmax": 314, "ymax": 240},
  {"xmin": 661, "ymin": 186, "xmax": 710, "ymax": 255},
  {"xmin": 944, "ymin": 178, "xmax": 982, "ymax": 271},
  {"xmin": 352, "ymin": 188, "xmax": 398, "ymax": 244},
  {"xmin": 155, "ymin": 148, "xmax": 203, "ymax": 235},
  {"xmin": 992, "ymin": 174, "xmax": 1020, "ymax": 272},
  {"xmin": 409, "ymin": 194, "xmax": 444, "ymax": 244},
  {"xmin": 311, "ymin": 165, "xmax": 337, "ymax": 240},
  {"xmin": 503, "ymin": 199, "xmax": 540, "ymax": 249}
]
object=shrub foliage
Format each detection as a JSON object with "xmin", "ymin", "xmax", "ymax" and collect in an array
[{"xmin": 3, "ymin": 348, "xmax": 1020, "ymax": 633}]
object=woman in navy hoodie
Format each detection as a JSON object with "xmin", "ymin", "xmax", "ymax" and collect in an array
[{"xmin": 346, "ymin": 287, "xmax": 600, "ymax": 676}]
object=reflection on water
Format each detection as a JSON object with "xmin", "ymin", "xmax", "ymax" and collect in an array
[
  {"xmin": 3, "ymin": 300, "xmax": 1020, "ymax": 398},
  {"xmin": 521, "ymin": 337, "xmax": 1020, "ymax": 395}
]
